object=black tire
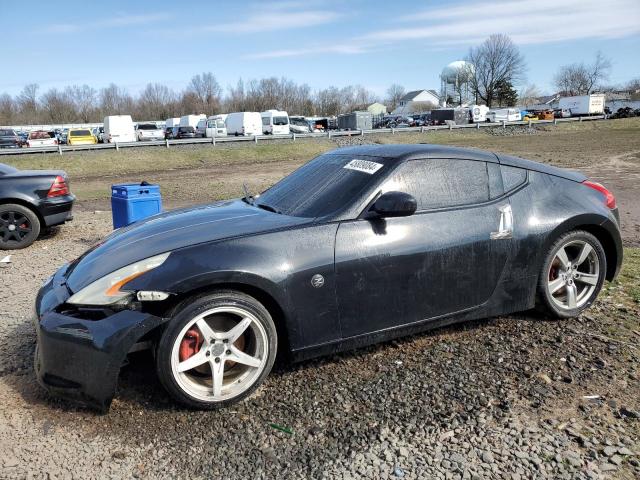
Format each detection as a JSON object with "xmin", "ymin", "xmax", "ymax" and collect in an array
[
  {"xmin": 536, "ymin": 230, "xmax": 606, "ymax": 318},
  {"xmin": 0, "ymin": 203, "xmax": 41, "ymax": 250},
  {"xmin": 156, "ymin": 290, "xmax": 277, "ymax": 409}
]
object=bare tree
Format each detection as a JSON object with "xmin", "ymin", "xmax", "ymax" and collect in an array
[
  {"xmin": 66, "ymin": 85, "xmax": 96, "ymax": 122},
  {"xmin": 17, "ymin": 83, "xmax": 40, "ymax": 123},
  {"xmin": 466, "ymin": 34, "xmax": 525, "ymax": 108},
  {"xmin": 40, "ymin": 88, "xmax": 76, "ymax": 123},
  {"xmin": 99, "ymin": 83, "xmax": 134, "ymax": 117},
  {"xmin": 137, "ymin": 83, "xmax": 176, "ymax": 119},
  {"xmin": 186, "ymin": 72, "xmax": 222, "ymax": 114},
  {"xmin": 0, "ymin": 93, "xmax": 16, "ymax": 125},
  {"xmin": 553, "ymin": 52, "xmax": 612, "ymax": 95},
  {"xmin": 385, "ymin": 84, "xmax": 405, "ymax": 111},
  {"xmin": 518, "ymin": 84, "xmax": 542, "ymax": 106}
]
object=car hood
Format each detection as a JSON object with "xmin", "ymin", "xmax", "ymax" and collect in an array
[{"xmin": 65, "ymin": 199, "xmax": 311, "ymax": 292}]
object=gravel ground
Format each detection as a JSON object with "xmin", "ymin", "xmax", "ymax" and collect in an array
[{"xmin": 0, "ymin": 209, "xmax": 638, "ymax": 479}]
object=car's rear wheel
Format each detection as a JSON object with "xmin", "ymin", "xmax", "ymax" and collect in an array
[
  {"xmin": 0, "ymin": 204, "xmax": 41, "ymax": 250},
  {"xmin": 537, "ymin": 230, "xmax": 606, "ymax": 318},
  {"xmin": 156, "ymin": 291, "xmax": 277, "ymax": 409}
]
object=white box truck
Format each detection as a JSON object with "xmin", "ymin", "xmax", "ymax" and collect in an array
[
  {"xmin": 180, "ymin": 114, "xmax": 207, "ymax": 129},
  {"xmin": 104, "ymin": 115, "xmax": 136, "ymax": 143},
  {"xmin": 261, "ymin": 110, "xmax": 290, "ymax": 135},
  {"xmin": 226, "ymin": 112, "xmax": 262, "ymax": 136},
  {"xmin": 471, "ymin": 105, "xmax": 490, "ymax": 123},
  {"xmin": 558, "ymin": 94, "xmax": 605, "ymax": 116}
]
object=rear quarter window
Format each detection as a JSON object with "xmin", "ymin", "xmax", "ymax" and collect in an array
[{"xmin": 501, "ymin": 165, "xmax": 528, "ymax": 192}]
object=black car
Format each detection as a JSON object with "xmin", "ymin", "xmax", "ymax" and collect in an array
[
  {"xmin": 0, "ymin": 163, "xmax": 75, "ymax": 249},
  {"xmin": 0, "ymin": 128, "xmax": 21, "ymax": 148},
  {"xmin": 175, "ymin": 126, "xmax": 197, "ymax": 139},
  {"xmin": 34, "ymin": 145, "xmax": 622, "ymax": 412}
]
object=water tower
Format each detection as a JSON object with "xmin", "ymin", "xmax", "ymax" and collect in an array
[{"xmin": 440, "ymin": 61, "xmax": 474, "ymax": 107}]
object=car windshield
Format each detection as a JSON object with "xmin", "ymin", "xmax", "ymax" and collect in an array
[
  {"xmin": 273, "ymin": 116, "xmax": 288, "ymax": 125},
  {"xmin": 256, "ymin": 153, "xmax": 388, "ymax": 218},
  {"xmin": 71, "ymin": 130, "xmax": 92, "ymax": 136},
  {"xmin": 138, "ymin": 124, "xmax": 157, "ymax": 130}
]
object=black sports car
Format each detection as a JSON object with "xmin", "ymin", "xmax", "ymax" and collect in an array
[
  {"xmin": 34, "ymin": 145, "xmax": 622, "ymax": 412},
  {"xmin": 1, "ymin": 163, "xmax": 75, "ymax": 249}
]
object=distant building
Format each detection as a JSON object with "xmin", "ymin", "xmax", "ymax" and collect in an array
[
  {"xmin": 366, "ymin": 102, "xmax": 388, "ymax": 115},
  {"xmin": 392, "ymin": 90, "xmax": 440, "ymax": 115}
]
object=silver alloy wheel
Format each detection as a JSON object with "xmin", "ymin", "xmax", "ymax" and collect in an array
[
  {"xmin": 170, "ymin": 306, "xmax": 268, "ymax": 402},
  {"xmin": 547, "ymin": 239, "xmax": 600, "ymax": 310}
]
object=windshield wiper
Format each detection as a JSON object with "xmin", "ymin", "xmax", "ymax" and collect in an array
[
  {"xmin": 256, "ymin": 203, "xmax": 281, "ymax": 214},
  {"xmin": 241, "ymin": 182, "xmax": 254, "ymax": 205}
]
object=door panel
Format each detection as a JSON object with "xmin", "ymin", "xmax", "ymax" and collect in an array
[{"xmin": 335, "ymin": 203, "xmax": 511, "ymax": 338}]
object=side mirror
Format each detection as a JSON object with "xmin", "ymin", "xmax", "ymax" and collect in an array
[{"xmin": 370, "ymin": 191, "xmax": 417, "ymax": 218}]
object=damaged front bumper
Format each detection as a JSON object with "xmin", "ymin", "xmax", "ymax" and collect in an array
[{"xmin": 34, "ymin": 265, "xmax": 165, "ymax": 412}]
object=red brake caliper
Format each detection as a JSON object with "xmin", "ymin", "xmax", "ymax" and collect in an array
[{"xmin": 179, "ymin": 328, "xmax": 202, "ymax": 361}]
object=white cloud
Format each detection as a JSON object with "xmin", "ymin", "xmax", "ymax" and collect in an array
[
  {"xmin": 245, "ymin": 44, "xmax": 369, "ymax": 59},
  {"xmin": 45, "ymin": 13, "xmax": 170, "ymax": 33},
  {"xmin": 370, "ymin": 0, "xmax": 640, "ymax": 46},
  {"xmin": 203, "ymin": 9, "xmax": 340, "ymax": 34}
]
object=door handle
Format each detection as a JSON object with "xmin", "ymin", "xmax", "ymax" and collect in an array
[{"xmin": 490, "ymin": 204, "xmax": 513, "ymax": 240}]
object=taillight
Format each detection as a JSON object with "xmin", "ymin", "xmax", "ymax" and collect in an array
[
  {"xmin": 583, "ymin": 180, "xmax": 616, "ymax": 209},
  {"xmin": 48, "ymin": 175, "xmax": 69, "ymax": 198}
]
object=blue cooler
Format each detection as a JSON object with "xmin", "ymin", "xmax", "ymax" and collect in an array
[{"xmin": 111, "ymin": 182, "xmax": 162, "ymax": 229}]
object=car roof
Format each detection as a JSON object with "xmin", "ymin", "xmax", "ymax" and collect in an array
[{"xmin": 329, "ymin": 144, "xmax": 500, "ymax": 163}]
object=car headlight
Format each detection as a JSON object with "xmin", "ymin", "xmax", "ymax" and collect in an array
[{"xmin": 67, "ymin": 253, "xmax": 170, "ymax": 306}]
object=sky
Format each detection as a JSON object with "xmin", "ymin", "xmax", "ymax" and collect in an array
[{"xmin": 2, "ymin": 0, "xmax": 639, "ymax": 98}]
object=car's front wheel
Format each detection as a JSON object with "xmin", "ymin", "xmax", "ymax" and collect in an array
[
  {"xmin": 537, "ymin": 230, "xmax": 606, "ymax": 318},
  {"xmin": 0, "ymin": 204, "xmax": 41, "ymax": 250},
  {"xmin": 156, "ymin": 291, "xmax": 277, "ymax": 409}
]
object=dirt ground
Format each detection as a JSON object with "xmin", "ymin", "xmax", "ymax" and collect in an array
[{"xmin": 0, "ymin": 119, "xmax": 639, "ymax": 479}]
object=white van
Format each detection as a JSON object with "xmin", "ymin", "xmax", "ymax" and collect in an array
[
  {"xmin": 471, "ymin": 105, "xmax": 490, "ymax": 123},
  {"xmin": 487, "ymin": 108, "xmax": 521, "ymax": 123},
  {"xmin": 103, "ymin": 115, "xmax": 136, "ymax": 143},
  {"xmin": 199, "ymin": 114, "xmax": 227, "ymax": 138},
  {"xmin": 261, "ymin": 110, "xmax": 290, "ymax": 135},
  {"xmin": 225, "ymin": 112, "xmax": 263, "ymax": 136}
]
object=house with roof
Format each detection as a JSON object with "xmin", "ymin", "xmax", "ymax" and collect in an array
[{"xmin": 392, "ymin": 90, "xmax": 440, "ymax": 115}]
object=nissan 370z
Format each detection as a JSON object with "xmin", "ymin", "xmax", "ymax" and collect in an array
[{"xmin": 34, "ymin": 145, "xmax": 622, "ymax": 411}]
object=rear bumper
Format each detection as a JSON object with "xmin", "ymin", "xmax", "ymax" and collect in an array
[
  {"xmin": 38, "ymin": 194, "xmax": 75, "ymax": 227},
  {"xmin": 34, "ymin": 266, "xmax": 165, "ymax": 412}
]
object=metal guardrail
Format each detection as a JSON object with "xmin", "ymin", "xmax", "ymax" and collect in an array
[{"xmin": 0, "ymin": 115, "xmax": 606, "ymax": 157}]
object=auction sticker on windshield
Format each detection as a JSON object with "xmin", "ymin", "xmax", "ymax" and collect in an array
[{"xmin": 343, "ymin": 159, "xmax": 383, "ymax": 174}]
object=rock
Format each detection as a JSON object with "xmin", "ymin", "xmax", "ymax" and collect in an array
[
  {"xmin": 599, "ymin": 463, "xmax": 617, "ymax": 472},
  {"xmin": 536, "ymin": 373, "xmax": 552, "ymax": 384},
  {"xmin": 393, "ymin": 466, "xmax": 405, "ymax": 478},
  {"xmin": 609, "ymin": 455, "xmax": 623, "ymax": 466},
  {"xmin": 603, "ymin": 446, "xmax": 617, "ymax": 457},
  {"xmin": 481, "ymin": 451, "xmax": 494, "ymax": 463},
  {"xmin": 617, "ymin": 447, "xmax": 634, "ymax": 456}
]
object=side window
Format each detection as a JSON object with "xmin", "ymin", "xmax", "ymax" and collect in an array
[
  {"xmin": 382, "ymin": 159, "xmax": 490, "ymax": 211},
  {"xmin": 487, "ymin": 162, "xmax": 504, "ymax": 199},
  {"xmin": 501, "ymin": 165, "xmax": 527, "ymax": 192},
  {"xmin": 262, "ymin": 117, "xmax": 270, "ymax": 126}
]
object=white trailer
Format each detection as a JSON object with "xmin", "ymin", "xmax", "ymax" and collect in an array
[
  {"xmin": 471, "ymin": 105, "xmax": 490, "ymax": 123},
  {"xmin": 558, "ymin": 94, "xmax": 605, "ymax": 116}
]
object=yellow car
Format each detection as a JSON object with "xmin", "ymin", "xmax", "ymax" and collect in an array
[{"xmin": 67, "ymin": 129, "xmax": 97, "ymax": 145}]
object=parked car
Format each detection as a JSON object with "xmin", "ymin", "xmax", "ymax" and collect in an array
[
  {"xmin": 164, "ymin": 126, "xmax": 175, "ymax": 139},
  {"xmin": 174, "ymin": 126, "xmax": 197, "ymax": 139},
  {"xmin": 520, "ymin": 110, "xmax": 538, "ymax": 121},
  {"xmin": 289, "ymin": 116, "xmax": 311, "ymax": 134},
  {"xmin": 67, "ymin": 129, "xmax": 97, "ymax": 146},
  {"xmin": 136, "ymin": 123, "xmax": 164, "ymax": 141},
  {"xmin": 180, "ymin": 114, "xmax": 207, "ymax": 135},
  {"xmin": 0, "ymin": 129, "xmax": 20, "ymax": 148},
  {"xmin": 536, "ymin": 110, "xmax": 555, "ymax": 121},
  {"xmin": 26, "ymin": 130, "xmax": 58, "ymax": 148},
  {"xmin": 164, "ymin": 117, "xmax": 181, "ymax": 138},
  {"xmin": 104, "ymin": 115, "xmax": 136, "ymax": 143},
  {"xmin": 34, "ymin": 144, "xmax": 621, "ymax": 411},
  {"xmin": 226, "ymin": 112, "xmax": 263, "ymax": 136},
  {"xmin": 0, "ymin": 163, "xmax": 74, "ymax": 249},
  {"xmin": 17, "ymin": 131, "xmax": 29, "ymax": 147},
  {"xmin": 261, "ymin": 110, "xmax": 290, "ymax": 135},
  {"xmin": 59, "ymin": 129, "xmax": 69, "ymax": 144},
  {"xmin": 554, "ymin": 108, "xmax": 572, "ymax": 119}
]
